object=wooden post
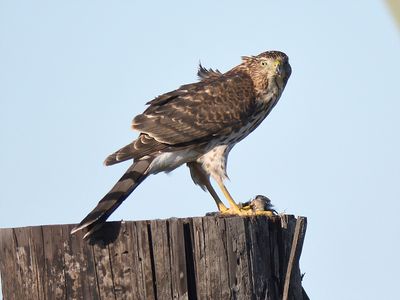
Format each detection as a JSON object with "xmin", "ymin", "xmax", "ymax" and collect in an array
[{"xmin": 0, "ymin": 215, "xmax": 308, "ymax": 300}]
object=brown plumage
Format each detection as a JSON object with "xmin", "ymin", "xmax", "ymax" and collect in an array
[{"xmin": 72, "ymin": 50, "xmax": 292, "ymax": 239}]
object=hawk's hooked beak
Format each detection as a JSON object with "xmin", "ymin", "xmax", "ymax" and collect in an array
[
  {"xmin": 284, "ymin": 62, "xmax": 292, "ymax": 78},
  {"xmin": 275, "ymin": 60, "xmax": 291, "ymax": 78},
  {"xmin": 274, "ymin": 60, "xmax": 283, "ymax": 76}
]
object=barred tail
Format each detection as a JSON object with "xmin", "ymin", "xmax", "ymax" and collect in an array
[{"xmin": 71, "ymin": 159, "xmax": 151, "ymax": 239}]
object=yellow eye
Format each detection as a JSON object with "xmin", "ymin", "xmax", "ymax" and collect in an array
[{"xmin": 261, "ymin": 61, "xmax": 267, "ymax": 66}]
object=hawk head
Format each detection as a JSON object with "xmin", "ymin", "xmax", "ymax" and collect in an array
[{"xmin": 241, "ymin": 51, "xmax": 292, "ymax": 93}]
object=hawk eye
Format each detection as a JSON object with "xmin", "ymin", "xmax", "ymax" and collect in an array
[{"xmin": 261, "ymin": 61, "xmax": 267, "ymax": 66}]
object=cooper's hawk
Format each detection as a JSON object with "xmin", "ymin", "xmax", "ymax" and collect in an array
[{"xmin": 71, "ymin": 50, "xmax": 292, "ymax": 239}]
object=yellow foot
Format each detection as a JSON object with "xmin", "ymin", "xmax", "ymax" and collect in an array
[
  {"xmin": 219, "ymin": 207, "xmax": 275, "ymax": 216},
  {"xmin": 218, "ymin": 195, "xmax": 277, "ymax": 217},
  {"xmin": 219, "ymin": 207, "xmax": 252, "ymax": 216},
  {"xmin": 217, "ymin": 203, "xmax": 229, "ymax": 213}
]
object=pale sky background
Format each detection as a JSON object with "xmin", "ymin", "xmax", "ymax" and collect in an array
[{"xmin": 1, "ymin": 1, "xmax": 400, "ymax": 299}]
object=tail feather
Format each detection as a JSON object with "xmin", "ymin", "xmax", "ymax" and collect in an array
[
  {"xmin": 71, "ymin": 159, "xmax": 152, "ymax": 239},
  {"xmin": 104, "ymin": 143, "xmax": 136, "ymax": 166},
  {"xmin": 104, "ymin": 135, "xmax": 168, "ymax": 166}
]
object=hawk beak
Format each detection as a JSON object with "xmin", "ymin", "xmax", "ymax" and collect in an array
[
  {"xmin": 275, "ymin": 61, "xmax": 291, "ymax": 78},
  {"xmin": 285, "ymin": 62, "xmax": 292, "ymax": 78},
  {"xmin": 275, "ymin": 61, "xmax": 282, "ymax": 75}
]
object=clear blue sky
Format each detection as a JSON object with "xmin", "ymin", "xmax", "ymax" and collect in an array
[{"xmin": 1, "ymin": 1, "xmax": 399, "ymax": 299}]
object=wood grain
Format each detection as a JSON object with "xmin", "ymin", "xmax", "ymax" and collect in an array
[{"xmin": 0, "ymin": 215, "xmax": 308, "ymax": 300}]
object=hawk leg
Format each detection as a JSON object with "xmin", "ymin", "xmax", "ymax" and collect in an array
[
  {"xmin": 187, "ymin": 162, "xmax": 228, "ymax": 212},
  {"xmin": 189, "ymin": 163, "xmax": 274, "ymax": 216},
  {"xmin": 215, "ymin": 180, "xmax": 244, "ymax": 214},
  {"xmin": 204, "ymin": 180, "xmax": 228, "ymax": 212}
]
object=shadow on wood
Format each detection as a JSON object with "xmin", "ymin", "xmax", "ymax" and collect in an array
[{"xmin": 0, "ymin": 215, "xmax": 308, "ymax": 300}]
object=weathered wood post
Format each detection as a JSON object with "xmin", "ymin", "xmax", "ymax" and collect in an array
[{"xmin": 0, "ymin": 215, "xmax": 308, "ymax": 299}]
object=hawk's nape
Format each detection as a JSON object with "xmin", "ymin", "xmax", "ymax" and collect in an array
[{"xmin": 71, "ymin": 50, "xmax": 291, "ymax": 239}]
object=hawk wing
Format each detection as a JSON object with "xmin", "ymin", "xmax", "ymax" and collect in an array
[{"xmin": 132, "ymin": 70, "xmax": 257, "ymax": 146}]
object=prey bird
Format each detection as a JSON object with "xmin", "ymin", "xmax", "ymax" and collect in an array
[{"xmin": 71, "ymin": 50, "xmax": 292, "ymax": 239}]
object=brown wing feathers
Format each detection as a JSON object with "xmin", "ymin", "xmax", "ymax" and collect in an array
[
  {"xmin": 106, "ymin": 67, "xmax": 255, "ymax": 169},
  {"xmin": 132, "ymin": 72, "xmax": 256, "ymax": 146}
]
